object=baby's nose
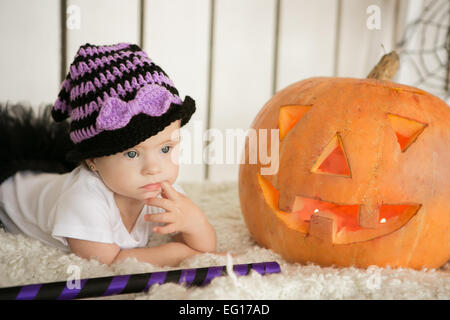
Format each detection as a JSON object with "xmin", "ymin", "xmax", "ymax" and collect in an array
[{"xmin": 142, "ymin": 161, "xmax": 162, "ymax": 175}]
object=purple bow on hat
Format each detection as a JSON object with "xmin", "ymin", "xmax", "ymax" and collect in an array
[{"xmin": 96, "ymin": 84, "xmax": 182, "ymax": 131}]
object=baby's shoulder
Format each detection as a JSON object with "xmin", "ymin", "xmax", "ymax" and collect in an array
[{"xmin": 59, "ymin": 165, "xmax": 109, "ymax": 201}]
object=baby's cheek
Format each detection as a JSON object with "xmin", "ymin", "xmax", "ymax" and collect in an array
[
  {"xmin": 108, "ymin": 174, "xmax": 136, "ymax": 194},
  {"xmin": 166, "ymin": 162, "xmax": 179, "ymax": 182}
]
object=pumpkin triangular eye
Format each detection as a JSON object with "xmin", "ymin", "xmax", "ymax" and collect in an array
[
  {"xmin": 387, "ymin": 113, "xmax": 427, "ymax": 152},
  {"xmin": 311, "ymin": 133, "xmax": 351, "ymax": 177},
  {"xmin": 278, "ymin": 105, "xmax": 312, "ymax": 140}
]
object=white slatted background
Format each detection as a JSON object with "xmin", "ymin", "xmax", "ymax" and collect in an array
[
  {"xmin": 0, "ymin": 0, "xmax": 447, "ymax": 182},
  {"xmin": 143, "ymin": 0, "xmax": 211, "ymax": 182},
  {"xmin": 0, "ymin": 0, "xmax": 60, "ymax": 108}
]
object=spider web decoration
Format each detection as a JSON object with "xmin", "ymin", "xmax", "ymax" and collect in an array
[{"xmin": 396, "ymin": 0, "xmax": 450, "ymax": 103}]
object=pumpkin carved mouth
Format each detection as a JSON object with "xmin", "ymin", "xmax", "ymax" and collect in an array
[{"xmin": 257, "ymin": 174, "xmax": 421, "ymax": 244}]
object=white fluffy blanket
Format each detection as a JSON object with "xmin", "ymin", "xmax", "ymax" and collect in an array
[{"xmin": 0, "ymin": 181, "xmax": 449, "ymax": 300}]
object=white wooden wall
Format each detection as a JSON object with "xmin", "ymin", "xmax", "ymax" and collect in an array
[{"xmin": 0, "ymin": 0, "xmax": 447, "ymax": 182}]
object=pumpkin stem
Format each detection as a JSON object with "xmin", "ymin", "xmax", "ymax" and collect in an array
[{"xmin": 366, "ymin": 51, "xmax": 400, "ymax": 81}]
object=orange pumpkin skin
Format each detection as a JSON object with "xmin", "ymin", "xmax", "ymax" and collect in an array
[{"xmin": 238, "ymin": 77, "xmax": 450, "ymax": 270}]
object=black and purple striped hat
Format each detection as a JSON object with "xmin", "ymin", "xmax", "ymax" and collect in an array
[{"xmin": 52, "ymin": 42, "xmax": 195, "ymax": 162}]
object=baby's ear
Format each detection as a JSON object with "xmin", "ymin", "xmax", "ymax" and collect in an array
[
  {"xmin": 86, "ymin": 157, "xmax": 96, "ymax": 163},
  {"xmin": 84, "ymin": 159, "xmax": 98, "ymax": 171}
]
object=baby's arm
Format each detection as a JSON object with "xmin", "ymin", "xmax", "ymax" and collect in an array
[
  {"xmin": 166, "ymin": 215, "xmax": 217, "ymax": 253},
  {"xmin": 67, "ymin": 238, "xmax": 201, "ymax": 266}
]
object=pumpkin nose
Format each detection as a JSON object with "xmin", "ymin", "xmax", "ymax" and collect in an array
[{"xmin": 310, "ymin": 133, "xmax": 351, "ymax": 178}]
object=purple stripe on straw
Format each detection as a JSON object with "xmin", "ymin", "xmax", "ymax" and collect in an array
[
  {"xmin": 57, "ymin": 279, "xmax": 88, "ymax": 300},
  {"xmin": 233, "ymin": 264, "xmax": 250, "ymax": 276},
  {"xmin": 178, "ymin": 268, "xmax": 197, "ymax": 285},
  {"xmin": 102, "ymin": 275, "xmax": 131, "ymax": 297},
  {"xmin": 0, "ymin": 262, "xmax": 281, "ymax": 300},
  {"xmin": 251, "ymin": 263, "xmax": 267, "ymax": 275},
  {"xmin": 144, "ymin": 271, "xmax": 167, "ymax": 292},
  {"xmin": 16, "ymin": 284, "xmax": 42, "ymax": 300},
  {"xmin": 202, "ymin": 266, "xmax": 224, "ymax": 286},
  {"xmin": 265, "ymin": 261, "xmax": 281, "ymax": 274}
]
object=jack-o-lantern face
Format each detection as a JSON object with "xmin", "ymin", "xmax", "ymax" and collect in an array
[
  {"xmin": 239, "ymin": 77, "xmax": 450, "ymax": 270},
  {"xmin": 259, "ymin": 105, "xmax": 427, "ymax": 244}
]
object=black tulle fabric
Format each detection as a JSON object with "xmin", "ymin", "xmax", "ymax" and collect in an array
[{"xmin": 0, "ymin": 103, "xmax": 78, "ymax": 185}]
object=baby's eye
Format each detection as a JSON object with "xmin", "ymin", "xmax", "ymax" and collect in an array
[
  {"xmin": 161, "ymin": 146, "xmax": 172, "ymax": 154},
  {"xmin": 125, "ymin": 150, "xmax": 138, "ymax": 158}
]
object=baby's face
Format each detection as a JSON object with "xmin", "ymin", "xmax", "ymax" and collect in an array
[{"xmin": 91, "ymin": 120, "xmax": 181, "ymax": 203}]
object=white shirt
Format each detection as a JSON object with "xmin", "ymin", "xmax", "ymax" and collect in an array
[{"xmin": 0, "ymin": 165, "xmax": 185, "ymax": 252}]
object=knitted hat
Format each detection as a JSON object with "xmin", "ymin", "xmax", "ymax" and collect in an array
[{"xmin": 52, "ymin": 42, "xmax": 195, "ymax": 162}]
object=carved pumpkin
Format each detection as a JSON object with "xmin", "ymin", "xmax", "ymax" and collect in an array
[{"xmin": 238, "ymin": 53, "xmax": 450, "ymax": 269}]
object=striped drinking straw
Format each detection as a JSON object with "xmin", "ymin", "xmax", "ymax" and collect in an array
[{"xmin": 0, "ymin": 261, "xmax": 281, "ymax": 300}]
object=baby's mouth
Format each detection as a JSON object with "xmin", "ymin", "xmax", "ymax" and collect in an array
[{"xmin": 141, "ymin": 183, "xmax": 161, "ymax": 191}]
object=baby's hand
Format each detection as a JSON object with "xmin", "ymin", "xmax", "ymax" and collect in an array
[
  {"xmin": 144, "ymin": 181, "xmax": 217, "ymax": 252},
  {"xmin": 144, "ymin": 181, "xmax": 209, "ymax": 236}
]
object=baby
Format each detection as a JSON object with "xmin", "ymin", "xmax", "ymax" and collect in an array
[{"xmin": 0, "ymin": 43, "xmax": 216, "ymax": 267}]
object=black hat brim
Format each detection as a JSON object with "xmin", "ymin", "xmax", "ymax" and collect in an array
[{"xmin": 66, "ymin": 96, "xmax": 196, "ymax": 162}]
